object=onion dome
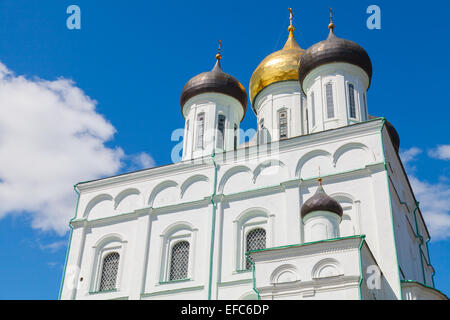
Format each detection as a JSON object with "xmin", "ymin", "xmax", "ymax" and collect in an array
[
  {"xmin": 301, "ymin": 179, "xmax": 343, "ymax": 219},
  {"xmin": 369, "ymin": 115, "xmax": 400, "ymax": 153},
  {"xmin": 249, "ymin": 8, "xmax": 305, "ymax": 109},
  {"xmin": 298, "ymin": 11, "xmax": 372, "ymax": 93},
  {"xmin": 180, "ymin": 47, "xmax": 248, "ymax": 120}
]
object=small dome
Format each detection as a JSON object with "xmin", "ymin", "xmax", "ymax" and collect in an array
[
  {"xmin": 249, "ymin": 17, "xmax": 305, "ymax": 109},
  {"xmin": 180, "ymin": 58, "xmax": 248, "ymax": 120},
  {"xmin": 301, "ymin": 184, "xmax": 343, "ymax": 219},
  {"xmin": 298, "ymin": 27, "xmax": 372, "ymax": 93}
]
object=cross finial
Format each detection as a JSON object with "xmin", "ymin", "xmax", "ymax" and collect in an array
[
  {"xmin": 288, "ymin": 8, "xmax": 295, "ymax": 34},
  {"xmin": 328, "ymin": 7, "xmax": 335, "ymax": 30},
  {"xmin": 216, "ymin": 40, "xmax": 222, "ymax": 61}
]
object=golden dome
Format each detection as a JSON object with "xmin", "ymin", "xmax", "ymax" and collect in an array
[{"xmin": 249, "ymin": 11, "xmax": 305, "ymax": 107}]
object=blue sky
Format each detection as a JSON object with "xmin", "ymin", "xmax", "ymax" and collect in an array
[{"xmin": 0, "ymin": 0, "xmax": 449, "ymax": 299}]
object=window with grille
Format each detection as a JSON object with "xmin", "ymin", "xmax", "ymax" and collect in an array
[
  {"xmin": 310, "ymin": 92, "xmax": 316, "ymax": 127},
  {"xmin": 278, "ymin": 111, "xmax": 288, "ymax": 140},
  {"xmin": 348, "ymin": 84, "xmax": 356, "ymax": 118},
  {"xmin": 196, "ymin": 113, "xmax": 205, "ymax": 149},
  {"xmin": 169, "ymin": 241, "xmax": 190, "ymax": 281},
  {"xmin": 245, "ymin": 228, "xmax": 266, "ymax": 269},
  {"xmin": 217, "ymin": 114, "xmax": 226, "ymax": 149},
  {"xmin": 99, "ymin": 252, "xmax": 120, "ymax": 292},
  {"xmin": 326, "ymin": 83, "xmax": 335, "ymax": 119}
]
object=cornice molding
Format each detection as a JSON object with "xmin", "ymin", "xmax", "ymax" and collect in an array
[
  {"xmin": 258, "ymin": 275, "xmax": 361, "ymax": 297},
  {"xmin": 76, "ymin": 119, "xmax": 384, "ymax": 194},
  {"xmin": 250, "ymin": 237, "xmax": 363, "ymax": 263}
]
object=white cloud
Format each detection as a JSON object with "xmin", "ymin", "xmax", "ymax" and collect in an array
[
  {"xmin": 47, "ymin": 262, "xmax": 60, "ymax": 269},
  {"xmin": 0, "ymin": 62, "xmax": 153, "ymax": 235},
  {"xmin": 129, "ymin": 152, "xmax": 156, "ymax": 170},
  {"xmin": 39, "ymin": 240, "xmax": 68, "ymax": 252},
  {"xmin": 400, "ymin": 147, "xmax": 450, "ymax": 240},
  {"xmin": 399, "ymin": 147, "xmax": 422, "ymax": 165},
  {"xmin": 409, "ymin": 176, "xmax": 450, "ymax": 240},
  {"xmin": 428, "ymin": 145, "xmax": 450, "ymax": 161}
]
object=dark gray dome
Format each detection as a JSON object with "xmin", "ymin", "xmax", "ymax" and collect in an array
[
  {"xmin": 298, "ymin": 28, "xmax": 372, "ymax": 92},
  {"xmin": 301, "ymin": 184, "xmax": 343, "ymax": 219},
  {"xmin": 385, "ymin": 120, "xmax": 400, "ymax": 153},
  {"xmin": 369, "ymin": 115, "xmax": 400, "ymax": 153},
  {"xmin": 180, "ymin": 59, "xmax": 248, "ymax": 119}
]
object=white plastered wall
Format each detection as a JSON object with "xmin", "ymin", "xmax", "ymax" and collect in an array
[{"xmin": 61, "ymin": 119, "xmax": 423, "ymax": 300}]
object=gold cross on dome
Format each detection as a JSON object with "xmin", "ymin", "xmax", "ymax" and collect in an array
[
  {"xmin": 328, "ymin": 7, "xmax": 335, "ymax": 30},
  {"xmin": 216, "ymin": 40, "xmax": 222, "ymax": 60},
  {"xmin": 288, "ymin": 8, "xmax": 295, "ymax": 33}
]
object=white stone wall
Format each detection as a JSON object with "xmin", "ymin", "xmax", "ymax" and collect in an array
[
  {"xmin": 401, "ymin": 281, "xmax": 447, "ymax": 300},
  {"xmin": 302, "ymin": 63, "xmax": 370, "ymax": 133},
  {"xmin": 381, "ymin": 125, "xmax": 435, "ymax": 287},
  {"xmin": 253, "ymin": 81, "xmax": 307, "ymax": 141},
  {"xmin": 182, "ymin": 93, "xmax": 244, "ymax": 161},
  {"xmin": 61, "ymin": 119, "xmax": 429, "ymax": 300},
  {"xmin": 251, "ymin": 237, "xmax": 369, "ymax": 300},
  {"xmin": 303, "ymin": 211, "xmax": 341, "ymax": 242}
]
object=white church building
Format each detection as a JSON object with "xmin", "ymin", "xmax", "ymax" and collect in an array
[{"xmin": 60, "ymin": 10, "xmax": 447, "ymax": 300}]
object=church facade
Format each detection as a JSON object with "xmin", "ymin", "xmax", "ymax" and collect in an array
[{"xmin": 60, "ymin": 10, "xmax": 446, "ymax": 300}]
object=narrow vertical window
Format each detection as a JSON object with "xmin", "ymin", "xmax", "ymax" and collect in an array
[
  {"xmin": 217, "ymin": 114, "xmax": 226, "ymax": 149},
  {"xmin": 326, "ymin": 83, "xmax": 335, "ymax": 119},
  {"xmin": 234, "ymin": 124, "xmax": 238, "ymax": 150},
  {"xmin": 258, "ymin": 118, "xmax": 265, "ymax": 144},
  {"xmin": 348, "ymin": 83, "xmax": 356, "ymax": 118},
  {"xmin": 184, "ymin": 120, "xmax": 189, "ymax": 152},
  {"xmin": 245, "ymin": 228, "xmax": 266, "ymax": 269},
  {"xmin": 99, "ymin": 252, "xmax": 120, "ymax": 292},
  {"xmin": 169, "ymin": 241, "xmax": 190, "ymax": 281},
  {"xmin": 278, "ymin": 110, "xmax": 288, "ymax": 140},
  {"xmin": 196, "ymin": 113, "xmax": 205, "ymax": 149},
  {"xmin": 310, "ymin": 92, "xmax": 316, "ymax": 127},
  {"xmin": 363, "ymin": 92, "xmax": 368, "ymax": 121},
  {"xmin": 305, "ymin": 108, "xmax": 309, "ymax": 134}
]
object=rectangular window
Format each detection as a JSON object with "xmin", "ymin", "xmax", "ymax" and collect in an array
[
  {"xmin": 326, "ymin": 83, "xmax": 335, "ymax": 119},
  {"xmin": 217, "ymin": 114, "xmax": 226, "ymax": 149},
  {"xmin": 196, "ymin": 113, "xmax": 205, "ymax": 149},
  {"xmin": 348, "ymin": 83, "xmax": 356, "ymax": 118},
  {"xmin": 258, "ymin": 118, "xmax": 264, "ymax": 143},
  {"xmin": 363, "ymin": 92, "xmax": 368, "ymax": 120},
  {"xmin": 310, "ymin": 92, "xmax": 316, "ymax": 127},
  {"xmin": 169, "ymin": 241, "xmax": 190, "ymax": 281},
  {"xmin": 258, "ymin": 118, "xmax": 268, "ymax": 144},
  {"xmin": 184, "ymin": 120, "xmax": 189, "ymax": 152},
  {"xmin": 278, "ymin": 111, "xmax": 288, "ymax": 140},
  {"xmin": 245, "ymin": 228, "xmax": 266, "ymax": 270},
  {"xmin": 99, "ymin": 252, "xmax": 120, "ymax": 292}
]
